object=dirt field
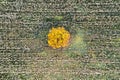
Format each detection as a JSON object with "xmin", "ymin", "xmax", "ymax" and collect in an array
[{"xmin": 0, "ymin": 0, "xmax": 120, "ymax": 80}]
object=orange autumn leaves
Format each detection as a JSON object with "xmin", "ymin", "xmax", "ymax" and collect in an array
[{"xmin": 48, "ymin": 27, "xmax": 70, "ymax": 49}]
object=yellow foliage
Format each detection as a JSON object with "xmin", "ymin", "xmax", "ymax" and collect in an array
[{"xmin": 48, "ymin": 27, "xmax": 70, "ymax": 49}]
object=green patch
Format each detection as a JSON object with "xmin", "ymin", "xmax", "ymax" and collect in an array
[
  {"xmin": 54, "ymin": 16, "xmax": 63, "ymax": 21},
  {"xmin": 66, "ymin": 29, "xmax": 87, "ymax": 58}
]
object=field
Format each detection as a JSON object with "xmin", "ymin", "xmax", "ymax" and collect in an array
[{"xmin": 0, "ymin": 0, "xmax": 120, "ymax": 80}]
